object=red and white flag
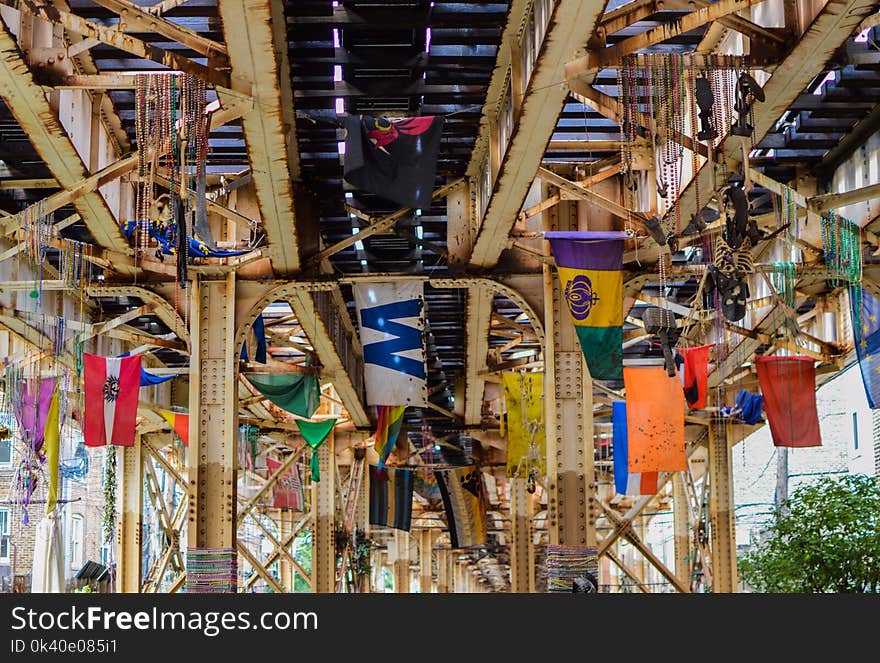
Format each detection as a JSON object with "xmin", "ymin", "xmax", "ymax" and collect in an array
[{"xmin": 83, "ymin": 353, "xmax": 142, "ymax": 447}]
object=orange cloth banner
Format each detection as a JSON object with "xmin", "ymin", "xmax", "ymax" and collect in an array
[{"xmin": 623, "ymin": 366, "xmax": 688, "ymax": 473}]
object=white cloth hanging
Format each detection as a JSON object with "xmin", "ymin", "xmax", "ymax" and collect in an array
[{"xmin": 31, "ymin": 512, "xmax": 64, "ymax": 593}]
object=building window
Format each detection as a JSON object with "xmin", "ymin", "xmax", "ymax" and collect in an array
[
  {"xmin": 100, "ymin": 543, "xmax": 111, "ymax": 568},
  {"xmin": 0, "ymin": 436, "xmax": 10, "ymax": 466},
  {"xmin": 0, "ymin": 508, "xmax": 9, "ymax": 560},
  {"xmin": 69, "ymin": 514, "xmax": 84, "ymax": 569},
  {"xmin": 853, "ymin": 412, "xmax": 859, "ymax": 450}
]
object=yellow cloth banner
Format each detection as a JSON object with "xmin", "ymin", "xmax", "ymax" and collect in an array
[
  {"xmin": 44, "ymin": 388, "xmax": 60, "ymax": 514},
  {"xmin": 556, "ymin": 266, "xmax": 623, "ymax": 328},
  {"xmin": 502, "ymin": 372, "xmax": 546, "ymax": 479}
]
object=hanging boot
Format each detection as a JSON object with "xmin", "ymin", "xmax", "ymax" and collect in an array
[
  {"xmin": 644, "ymin": 216, "xmax": 668, "ymax": 246},
  {"xmin": 695, "ymin": 76, "xmax": 716, "ymax": 141},
  {"xmin": 723, "ymin": 186, "xmax": 750, "ymax": 248}
]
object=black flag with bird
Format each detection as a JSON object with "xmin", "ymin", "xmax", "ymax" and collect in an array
[{"xmin": 342, "ymin": 114, "xmax": 444, "ymax": 209}]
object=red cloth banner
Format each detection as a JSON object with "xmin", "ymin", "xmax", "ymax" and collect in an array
[
  {"xmin": 83, "ymin": 354, "xmax": 141, "ymax": 447},
  {"xmin": 756, "ymin": 355, "xmax": 822, "ymax": 448}
]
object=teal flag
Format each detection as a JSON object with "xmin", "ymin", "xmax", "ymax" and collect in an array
[
  {"xmin": 295, "ymin": 419, "xmax": 337, "ymax": 482},
  {"xmin": 245, "ymin": 373, "xmax": 321, "ymax": 418}
]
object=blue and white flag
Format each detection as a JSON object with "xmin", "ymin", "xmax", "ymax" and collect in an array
[{"xmin": 353, "ymin": 281, "xmax": 427, "ymax": 406}]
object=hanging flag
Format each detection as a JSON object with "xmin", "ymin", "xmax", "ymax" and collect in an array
[
  {"xmin": 159, "ymin": 411, "xmax": 189, "ymax": 446},
  {"xmin": 369, "ymin": 464, "xmax": 414, "ymax": 531},
  {"xmin": 612, "ymin": 401, "xmax": 658, "ymax": 496},
  {"xmin": 677, "ymin": 344, "xmax": 712, "ymax": 409},
  {"xmin": 849, "ymin": 285, "xmax": 880, "ymax": 408},
  {"xmin": 140, "ymin": 368, "xmax": 174, "ymax": 387},
  {"xmin": 15, "ymin": 378, "xmax": 57, "ymax": 453},
  {"xmin": 373, "ymin": 405, "xmax": 406, "ymax": 469},
  {"xmin": 83, "ymin": 353, "xmax": 142, "ymax": 447},
  {"xmin": 43, "ymin": 387, "xmax": 60, "ymax": 514},
  {"xmin": 502, "ymin": 372, "xmax": 546, "ymax": 479},
  {"xmin": 245, "ymin": 373, "xmax": 321, "ymax": 418},
  {"xmin": 342, "ymin": 114, "xmax": 444, "ymax": 209},
  {"xmin": 240, "ymin": 313, "xmax": 267, "ymax": 364},
  {"xmin": 546, "ymin": 231, "xmax": 628, "ymax": 380},
  {"xmin": 755, "ymin": 355, "xmax": 821, "ymax": 447},
  {"xmin": 266, "ymin": 456, "xmax": 304, "ymax": 511},
  {"xmin": 295, "ymin": 418, "xmax": 337, "ymax": 482},
  {"xmin": 623, "ymin": 366, "xmax": 687, "ymax": 472},
  {"xmin": 435, "ymin": 465, "xmax": 488, "ymax": 549},
  {"xmin": 353, "ymin": 281, "xmax": 427, "ymax": 406}
]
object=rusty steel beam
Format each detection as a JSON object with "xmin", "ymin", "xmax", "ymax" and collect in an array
[
  {"xmin": 0, "ymin": 0, "xmax": 228, "ymax": 88},
  {"xmin": 567, "ymin": 0, "xmax": 764, "ymax": 76},
  {"xmin": 0, "ymin": 18, "xmax": 129, "ymax": 252},
  {"xmin": 89, "ymin": 0, "xmax": 228, "ymax": 58},
  {"xmin": 217, "ymin": 0, "xmax": 304, "ymax": 276},
  {"xmin": 468, "ymin": 0, "xmax": 609, "ymax": 269}
]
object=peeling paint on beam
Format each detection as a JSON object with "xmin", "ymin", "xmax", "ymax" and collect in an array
[
  {"xmin": 217, "ymin": 0, "xmax": 302, "ymax": 275},
  {"xmin": 0, "ymin": 19, "xmax": 129, "ymax": 252},
  {"xmin": 469, "ymin": 0, "xmax": 609, "ymax": 269}
]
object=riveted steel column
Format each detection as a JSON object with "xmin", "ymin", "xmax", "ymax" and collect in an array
[
  {"xmin": 311, "ymin": 431, "xmax": 336, "ymax": 593},
  {"xmin": 543, "ymin": 266, "xmax": 597, "ymax": 548},
  {"xmin": 709, "ymin": 423, "xmax": 737, "ymax": 592},
  {"xmin": 436, "ymin": 548, "xmax": 449, "ymax": 593},
  {"xmin": 394, "ymin": 530, "xmax": 410, "ymax": 593},
  {"xmin": 117, "ymin": 442, "xmax": 142, "ymax": 593},
  {"xmin": 279, "ymin": 509, "xmax": 293, "ymax": 591},
  {"xmin": 187, "ymin": 275, "xmax": 238, "ymax": 588},
  {"xmin": 509, "ymin": 477, "xmax": 531, "ymax": 592},
  {"xmin": 673, "ymin": 473, "xmax": 691, "ymax": 587},
  {"xmin": 419, "ymin": 529, "xmax": 434, "ymax": 593}
]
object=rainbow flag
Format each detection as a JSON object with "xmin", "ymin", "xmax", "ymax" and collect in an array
[
  {"xmin": 546, "ymin": 231, "xmax": 628, "ymax": 380},
  {"xmin": 160, "ymin": 410, "xmax": 189, "ymax": 446},
  {"xmin": 374, "ymin": 405, "xmax": 405, "ymax": 468}
]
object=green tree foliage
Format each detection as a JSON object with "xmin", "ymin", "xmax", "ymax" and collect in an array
[{"xmin": 739, "ymin": 475, "xmax": 880, "ymax": 592}]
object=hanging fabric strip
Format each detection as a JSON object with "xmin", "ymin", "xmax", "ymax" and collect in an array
[
  {"xmin": 849, "ymin": 285, "xmax": 880, "ymax": 409},
  {"xmin": 545, "ymin": 231, "xmax": 628, "ymax": 380},
  {"xmin": 294, "ymin": 418, "xmax": 337, "ymax": 482},
  {"xmin": 502, "ymin": 372, "xmax": 546, "ymax": 479},
  {"xmin": 159, "ymin": 411, "xmax": 189, "ymax": 446},
  {"xmin": 434, "ymin": 465, "xmax": 487, "ymax": 549},
  {"xmin": 612, "ymin": 401, "xmax": 658, "ymax": 496},
  {"xmin": 623, "ymin": 366, "xmax": 688, "ymax": 472},
  {"xmin": 755, "ymin": 356, "xmax": 821, "ymax": 447},
  {"xmin": 373, "ymin": 405, "xmax": 406, "ymax": 469},
  {"xmin": 677, "ymin": 344, "xmax": 713, "ymax": 409},
  {"xmin": 43, "ymin": 387, "xmax": 61, "ymax": 514},
  {"xmin": 244, "ymin": 373, "xmax": 321, "ymax": 418},
  {"xmin": 353, "ymin": 281, "xmax": 427, "ymax": 406},
  {"xmin": 369, "ymin": 464, "xmax": 414, "ymax": 531},
  {"xmin": 15, "ymin": 378, "xmax": 58, "ymax": 454}
]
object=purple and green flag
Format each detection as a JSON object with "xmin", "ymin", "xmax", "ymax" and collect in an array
[{"xmin": 546, "ymin": 231, "xmax": 628, "ymax": 380}]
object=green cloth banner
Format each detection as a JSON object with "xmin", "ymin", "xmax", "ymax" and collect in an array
[
  {"xmin": 295, "ymin": 418, "xmax": 337, "ymax": 482},
  {"xmin": 245, "ymin": 373, "xmax": 321, "ymax": 418}
]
